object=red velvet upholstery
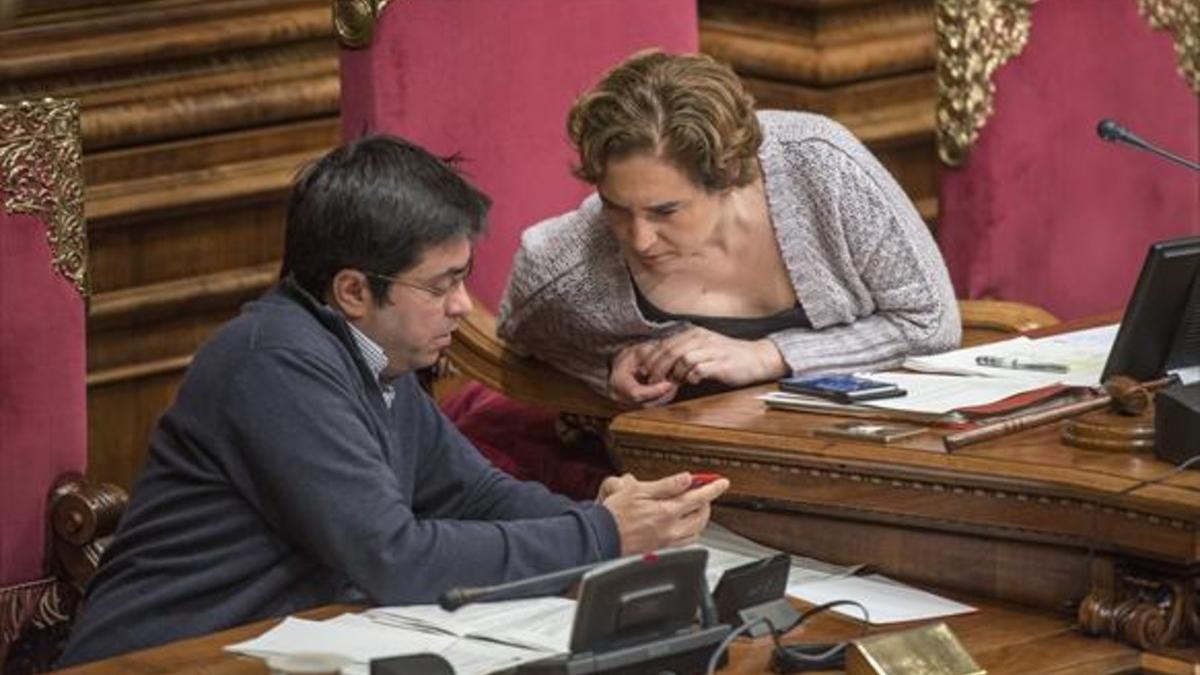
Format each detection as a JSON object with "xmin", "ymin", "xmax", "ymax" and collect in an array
[
  {"xmin": 0, "ymin": 202, "xmax": 87, "ymax": 587},
  {"xmin": 441, "ymin": 384, "xmax": 611, "ymax": 499},
  {"xmin": 340, "ymin": 0, "xmax": 699, "ymax": 311},
  {"xmin": 939, "ymin": 0, "xmax": 1200, "ymax": 320}
]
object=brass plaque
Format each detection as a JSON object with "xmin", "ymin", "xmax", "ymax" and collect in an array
[{"xmin": 846, "ymin": 622, "xmax": 984, "ymax": 675}]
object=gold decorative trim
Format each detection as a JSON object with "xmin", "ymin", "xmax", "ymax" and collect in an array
[
  {"xmin": 935, "ymin": 0, "xmax": 1038, "ymax": 167},
  {"xmin": 1139, "ymin": 0, "xmax": 1200, "ymax": 95},
  {"xmin": 0, "ymin": 98, "xmax": 89, "ymax": 298},
  {"xmin": 333, "ymin": 0, "xmax": 391, "ymax": 49}
]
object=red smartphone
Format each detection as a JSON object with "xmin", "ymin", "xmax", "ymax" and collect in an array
[{"xmin": 689, "ymin": 473, "xmax": 724, "ymax": 489}]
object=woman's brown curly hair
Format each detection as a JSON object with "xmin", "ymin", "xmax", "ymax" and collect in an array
[{"xmin": 567, "ymin": 50, "xmax": 762, "ymax": 192}]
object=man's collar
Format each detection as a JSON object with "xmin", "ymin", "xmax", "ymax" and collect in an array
[
  {"xmin": 280, "ymin": 275, "xmax": 397, "ymax": 388},
  {"xmin": 344, "ymin": 322, "xmax": 391, "ymax": 385}
]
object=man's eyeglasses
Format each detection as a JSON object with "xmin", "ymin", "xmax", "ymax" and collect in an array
[{"xmin": 364, "ymin": 266, "xmax": 472, "ymax": 301}]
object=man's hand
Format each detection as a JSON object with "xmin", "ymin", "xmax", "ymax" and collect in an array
[
  {"xmin": 600, "ymin": 472, "xmax": 731, "ymax": 555},
  {"xmin": 640, "ymin": 327, "xmax": 788, "ymax": 389},
  {"xmin": 596, "ymin": 473, "xmax": 636, "ymax": 502},
  {"xmin": 608, "ymin": 341, "xmax": 679, "ymax": 407}
]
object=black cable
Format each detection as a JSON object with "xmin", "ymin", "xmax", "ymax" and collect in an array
[
  {"xmin": 1115, "ymin": 452, "xmax": 1200, "ymax": 495},
  {"xmin": 768, "ymin": 600, "xmax": 870, "ymax": 674},
  {"xmin": 705, "ymin": 617, "xmax": 773, "ymax": 675},
  {"xmin": 703, "ymin": 599, "xmax": 872, "ymax": 674}
]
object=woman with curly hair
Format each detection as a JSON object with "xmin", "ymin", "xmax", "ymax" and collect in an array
[{"xmin": 498, "ymin": 50, "xmax": 959, "ymax": 406}]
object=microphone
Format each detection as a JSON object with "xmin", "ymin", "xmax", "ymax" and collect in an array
[
  {"xmin": 1096, "ymin": 118, "xmax": 1200, "ymax": 172},
  {"xmin": 438, "ymin": 560, "xmax": 603, "ymax": 611}
]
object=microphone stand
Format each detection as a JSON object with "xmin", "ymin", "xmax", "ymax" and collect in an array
[{"xmin": 1097, "ymin": 119, "xmax": 1200, "ymax": 172}]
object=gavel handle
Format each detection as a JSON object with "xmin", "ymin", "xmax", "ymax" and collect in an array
[
  {"xmin": 944, "ymin": 396, "xmax": 1112, "ymax": 450},
  {"xmin": 943, "ymin": 375, "xmax": 1177, "ymax": 451}
]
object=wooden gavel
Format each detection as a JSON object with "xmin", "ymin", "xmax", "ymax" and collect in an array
[{"xmin": 943, "ymin": 375, "xmax": 1175, "ymax": 451}]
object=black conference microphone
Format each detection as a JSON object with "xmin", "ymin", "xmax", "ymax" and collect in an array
[
  {"xmin": 439, "ymin": 560, "xmax": 602, "ymax": 611},
  {"xmin": 1097, "ymin": 118, "xmax": 1200, "ymax": 172}
]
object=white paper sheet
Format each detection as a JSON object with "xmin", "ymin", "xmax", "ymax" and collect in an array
[
  {"xmin": 702, "ymin": 524, "xmax": 974, "ymax": 625},
  {"xmin": 369, "ymin": 596, "xmax": 575, "ymax": 653},
  {"xmin": 842, "ymin": 372, "xmax": 1065, "ymax": 414},
  {"xmin": 787, "ymin": 574, "xmax": 976, "ymax": 625},
  {"xmin": 231, "ymin": 612, "xmax": 561, "ymax": 675},
  {"xmin": 224, "ymin": 616, "xmax": 455, "ymax": 663},
  {"xmin": 902, "ymin": 324, "xmax": 1118, "ymax": 388}
]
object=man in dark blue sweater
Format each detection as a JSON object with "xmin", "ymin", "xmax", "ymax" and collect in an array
[{"xmin": 59, "ymin": 135, "xmax": 729, "ymax": 665}]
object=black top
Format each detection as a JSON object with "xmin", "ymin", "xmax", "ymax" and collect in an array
[{"xmin": 632, "ymin": 281, "xmax": 812, "ymax": 399}]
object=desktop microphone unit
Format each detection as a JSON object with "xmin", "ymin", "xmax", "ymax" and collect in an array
[
  {"xmin": 1096, "ymin": 118, "xmax": 1200, "ymax": 172},
  {"xmin": 443, "ymin": 549, "xmax": 731, "ymax": 675}
]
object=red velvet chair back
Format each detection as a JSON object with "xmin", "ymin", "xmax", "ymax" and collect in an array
[
  {"xmin": 0, "ymin": 99, "xmax": 89, "ymax": 670},
  {"xmin": 0, "ymin": 99, "xmax": 88, "ymax": 590},
  {"xmin": 339, "ymin": 0, "xmax": 699, "ymax": 309},
  {"xmin": 938, "ymin": 0, "xmax": 1199, "ymax": 320}
]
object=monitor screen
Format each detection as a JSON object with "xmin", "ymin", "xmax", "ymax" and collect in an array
[{"xmin": 1102, "ymin": 236, "xmax": 1200, "ymax": 383}]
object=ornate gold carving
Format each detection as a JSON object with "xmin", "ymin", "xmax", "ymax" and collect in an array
[
  {"xmin": 333, "ymin": 0, "xmax": 391, "ymax": 49},
  {"xmin": 1139, "ymin": 0, "xmax": 1200, "ymax": 95},
  {"xmin": 935, "ymin": 0, "xmax": 1038, "ymax": 166},
  {"xmin": 0, "ymin": 98, "xmax": 89, "ymax": 298}
]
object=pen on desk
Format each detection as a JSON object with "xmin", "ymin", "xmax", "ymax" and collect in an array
[{"xmin": 974, "ymin": 355, "xmax": 1069, "ymax": 373}]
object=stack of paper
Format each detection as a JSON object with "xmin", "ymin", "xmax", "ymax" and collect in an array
[
  {"xmin": 226, "ymin": 599, "xmax": 575, "ymax": 675},
  {"xmin": 366, "ymin": 597, "xmax": 575, "ymax": 653},
  {"xmin": 761, "ymin": 324, "xmax": 1119, "ymax": 423}
]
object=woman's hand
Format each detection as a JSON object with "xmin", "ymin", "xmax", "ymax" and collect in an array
[
  {"xmin": 608, "ymin": 341, "xmax": 680, "ymax": 406},
  {"xmin": 641, "ymin": 327, "xmax": 789, "ymax": 388}
]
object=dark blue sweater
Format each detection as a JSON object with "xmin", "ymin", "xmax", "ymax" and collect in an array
[{"xmin": 59, "ymin": 283, "xmax": 619, "ymax": 665}]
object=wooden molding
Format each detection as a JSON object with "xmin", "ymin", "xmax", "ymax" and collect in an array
[
  {"xmin": 87, "ymin": 354, "xmax": 193, "ymax": 388},
  {"xmin": 0, "ymin": 0, "xmax": 337, "ymax": 151},
  {"xmin": 701, "ymin": 0, "xmax": 934, "ymax": 85},
  {"xmin": 89, "ymin": 262, "xmax": 278, "ymax": 331},
  {"xmin": 86, "ymin": 151, "xmax": 318, "ymax": 225},
  {"xmin": 0, "ymin": 1, "xmax": 328, "ymax": 81},
  {"xmin": 614, "ymin": 441, "xmax": 1196, "ymax": 562}
]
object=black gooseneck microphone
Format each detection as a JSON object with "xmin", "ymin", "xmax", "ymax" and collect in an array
[
  {"xmin": 439, "ymin": 560, "xmax": 600, "ymax": 611},
  {"xmin": 1096, "ymin": 118, "xmax": 1200, "ymax": 172}
]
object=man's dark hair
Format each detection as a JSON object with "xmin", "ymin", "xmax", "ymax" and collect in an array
[{"xmin": 281, "ymin": 134, "xmax": 490, "ymax": 303}]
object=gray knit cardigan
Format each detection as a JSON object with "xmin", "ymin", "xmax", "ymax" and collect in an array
[{"xmin": 498, "ymin": 110, "xmax": 960, "ymax": 395}]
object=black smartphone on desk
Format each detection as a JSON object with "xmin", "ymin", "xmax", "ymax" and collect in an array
[{"xmin": 779, "ymin": 374, "xmax": 906, "ymax": 403}]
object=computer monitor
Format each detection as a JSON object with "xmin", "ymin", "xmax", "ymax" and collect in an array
[{"xmin": 1102, "ymin": 236, "xmax": 1200, "ymax": 384}]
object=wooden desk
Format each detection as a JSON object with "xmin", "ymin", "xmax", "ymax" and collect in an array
[
  {"xmin": 52, "ymin": 597, "xmax": 1149, "ymax": 675},
  {"xmin": 607, "ymin": 366, "xmax": 1200, "ymax": 654}
]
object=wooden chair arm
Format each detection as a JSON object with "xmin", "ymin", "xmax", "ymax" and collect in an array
[
  {"xmin": 447, "ymin": 296, "xmax": 1061, "ymax": 413},
  {"xmin": 447, "ymin": 298, "xmax": 621, "ymax": 419},
  {"xmin": 958, "ymin": 299, "xmax": 1059, "ymax": 347},
  {"xmin": 49, "ymin": 474, "xmax": 128, "ymax": 591}
]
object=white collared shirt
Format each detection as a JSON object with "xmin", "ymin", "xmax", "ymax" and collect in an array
[{"xmin": 346, "ymin": 322, "xmax": 396, "ymax": 409}]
